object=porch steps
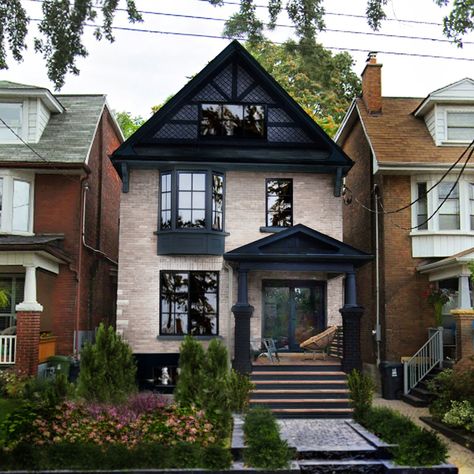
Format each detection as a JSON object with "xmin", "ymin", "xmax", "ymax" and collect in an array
[
  {"xmin": 249, "ymin": 362, "xmax": 352, "ymax": 418},
  {"xmin": 401, "ymin": 367, "xmax": 442, "ymax": 408}
]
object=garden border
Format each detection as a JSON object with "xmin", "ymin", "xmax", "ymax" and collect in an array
[{"xmin": 420, "ymin": 416, "xmax": 474, "ymax": 453}]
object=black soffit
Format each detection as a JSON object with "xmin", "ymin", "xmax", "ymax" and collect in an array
[
  {"xmin": 224, "ymin": 224, "xmax": 373, "ymax": 266},
  {"xmin": 111, "ymin": 40, "xmax": 353, "ymax": 172}
]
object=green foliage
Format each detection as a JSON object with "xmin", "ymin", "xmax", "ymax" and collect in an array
[
  {"xmin": 0, "ymin": 370, "xmax": 27, "ymax": 399},
  {"xmin": 228, "ymin": 369, "xmax": 254, "ymax": 413},
  {"xmin": 174, "ymin": 335, "xmax": 206, "ymax": 408},
  {"xmin": 443, "ymin": 400, "xmax": 474, "ymax": 432},
  {"xmin": 0, "ymin": 402, "xmax": 44, "ymax": 448},
  {"xmin": 0, "ymin": 441, "xmax": 232, "ymax": 470},
  {"xmin": 243, "ymin": 407, "xmax": 292, "ymax": 469},
  {"xmin": 360, "ymin": 406, "xmax": 448, "ymax": 466},
  {"xmin": 77, "ymin": 323, "xmax": 137, "ymax": 404},
  {"xmin": 246, "ymin": 39, "xmax": 361, "ymax": 136},
  {"xmin": 115, "ymin": 111, "xmax": 145, "ymax": 138},
  {"xmin": 23, "ymin": 373, "xmax": 73, "ymax": 407},
  {"xmin": 347, "ymin": 369, "xmax": 375, "ymax": 422},
  {"xmin": 428, "ymin": 366, "xmax": 474, "ymax": 420}
]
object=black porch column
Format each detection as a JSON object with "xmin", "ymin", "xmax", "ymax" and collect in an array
[
  {"xmin": 232, "ymin": 269, "xmax": 254, "ymax": 374},
  {"xmin": 340, "ymin": 271, "xmax": 364, "ymax": 373}
]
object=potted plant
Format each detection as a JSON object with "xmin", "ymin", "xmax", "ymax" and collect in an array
[{"xmin": 424, "ymin": 285, "xmax": 451, "ymax": 328}]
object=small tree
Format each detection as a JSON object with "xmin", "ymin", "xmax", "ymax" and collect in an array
[
  {"xmin": 347, "ymin": 369, "xmax": 375, "ymax": 422},
  {"xmin": 77, "ymin": 323, "xmax": 137, "ymax": 403}
]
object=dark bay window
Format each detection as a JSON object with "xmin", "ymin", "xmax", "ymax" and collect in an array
[
  {"xmin": 200, "ymin": 104, "xmax": 265, "ymax": 138},
  {"xmin": 160, "ymin": 271, "xmax": 218, "ymax": 336},
  {"xmin": 266, "ymin": 178, "xmax": 293, "ymax": 227},
  {"xmin": 212, "ymin": 174, "xmax": 224, "ymax": 231},
  {"xmin": 160, "ymin": 173, "xmax": 172, "ymax": 229},
  {"xmin": 178, "ymin": 172, "xmax": 206, "ymax": 228}
]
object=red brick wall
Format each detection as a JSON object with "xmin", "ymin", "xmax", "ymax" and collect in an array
[{"xmin": 15, "ymin": 311, "xmax": 41, "ymax": 375}]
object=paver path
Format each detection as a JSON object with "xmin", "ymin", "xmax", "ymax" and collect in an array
[
  {"xmin": 374, "ymin": 397, "xmax": 474, "ymax": 474},
  {"xmin": 277, "ymin": 419, "xmax": 373, "ymax": 452}
]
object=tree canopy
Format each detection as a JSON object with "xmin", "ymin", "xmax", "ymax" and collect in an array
[{"xmin": 0, "ymin": 1, "xmax": 472, "ymax": 89}]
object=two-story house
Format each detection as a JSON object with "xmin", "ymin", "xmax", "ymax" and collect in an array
[
  {"xmin": 336, "ymin": 53, "xmax": 474, "ymax": 397},
  {"xmin": 0, "ymin": 81, "xmax": 122, "ymax": 375},
  {"xmin": 111, "ymin": 41, "xmax": 371, "ymax": 389}
]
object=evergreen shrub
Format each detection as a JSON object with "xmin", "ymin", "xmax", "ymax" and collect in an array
[{"xmin": 347, "ymin": 369, "xmax": 375, "ymax": 422}]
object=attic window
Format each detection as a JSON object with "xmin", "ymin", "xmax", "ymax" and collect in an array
[
  {"xmin": 446, "ymin": 111, "xmax": 474, "ymax": 142},
  {"xmin": 200, "ymin": 104, "xmax": 265, "ymax": 138},
  {"xmin": 0, "ymin": 103, "xmax": 22, "ymax": 141}
]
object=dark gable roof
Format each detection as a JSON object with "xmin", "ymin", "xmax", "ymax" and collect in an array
[
  {"xmin": 112, "ymin": 40, "xmax": 353, "ymax": 173},
  {"xmin": 224, "ymin": 224, "xmax": 372, "ymax": 266}
]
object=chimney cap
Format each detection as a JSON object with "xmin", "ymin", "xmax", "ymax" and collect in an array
[{"xmin": 367, "ymin": 52, "xmax": 378, "ymax": 64}]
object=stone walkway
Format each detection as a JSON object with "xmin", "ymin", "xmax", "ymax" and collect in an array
[{"xmin": 374, "ymin": 397, "xmax": 474, "ymax": 474}]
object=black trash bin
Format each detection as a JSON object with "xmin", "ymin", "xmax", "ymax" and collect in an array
[{"xmin": 380, "ymin": 361, "xmax": 403, "ymax": 400}]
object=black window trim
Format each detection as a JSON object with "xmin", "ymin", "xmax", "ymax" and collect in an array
[
  {"xmin": 198, "ymin": 102, "xmax": 268, "ymax": 140},
  {"xmin": 159, "ymin": 270, "xmax": 220, "ymax": 337},
  {"xmin": 158, "ymin": 169, "xmax": 226, "ymax": 234},
  {"xmin": 265, "ymin": 177, "xmax": 293, "ymax": 228}
]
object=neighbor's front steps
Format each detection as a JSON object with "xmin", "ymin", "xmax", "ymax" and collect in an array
[
  {"xmin": 401, "ymin": 367, "xmax": 443, "ymax": 407},
  {"xmin": 249, "ymin": 360, "xmax": 352, "ymax": 418}
]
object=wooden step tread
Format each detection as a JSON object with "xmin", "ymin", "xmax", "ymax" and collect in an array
[
  {"xmin": 253, "ymin": 380, "xmax": 348, "ymax": 385},
  {"xmin": 251, "ymin": 371, "xmax": 346, "ymax": 376},
  {"xmin": 270, "ymin": 408, "xmax": 353, "ymax": 413},
  {"xmin": 250, "ymin": 398, "xmax": 351, "ymax": 403},
  {"xmin": 252, "ymin": 389, "xmax": 350, "ymax": 394}
]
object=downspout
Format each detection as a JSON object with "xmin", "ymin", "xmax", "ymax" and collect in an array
[{"xmin": 374, "ymin": 184, "xmax": 382, "ymax": 366}]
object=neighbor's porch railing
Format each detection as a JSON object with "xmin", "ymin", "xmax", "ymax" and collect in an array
[
  {"xmin": 403, "ymin": 328, "xmax": 443, "ymax": 395},
  {"xmin": 0, "ymin": 335, "xmax": 16, "ymax": 364}
]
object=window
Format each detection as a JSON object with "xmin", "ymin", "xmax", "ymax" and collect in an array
[
  {"xmin": 159, "ymin": 170, "xmax": 225, "ymax": 232},
  {"xmin": 416, "ymin": 182, "xmax": 428, "ymax": 230},
  {"xmin": 0, "ymin": 173, "xmax": 33, "ymax": 234},
  {"xmin": 266, "ymin": 179, "xmax": 293, "ymax": 227},
  {"xmin": 160, "ymin": 271, "xmax": 218, "ymax": 336},
  {"xmin": 470, "ymin": 184, "xmax": 474, "ymax": 230},
  {"xmin": 0, "ymin": 103, "xmax": 22, "ymax": 141},
  {"xmin": 447, "ymin": 111, "xmax": 474, "ymax": 142},
  {"xmin": 0, "ymin": 276, "xmax": 24, "ymax": 331},
  {"xmin": 200, "ymin": 104, "xmax": 265, "ymax": 138},
  {"xmin": 438, "ymin": 182, "xmax": 460, "ymax": 230}
]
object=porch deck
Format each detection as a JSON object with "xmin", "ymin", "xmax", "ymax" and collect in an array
[{"xmin": 253, "ymin": 353, "xmax": 341, "ymax": 366}]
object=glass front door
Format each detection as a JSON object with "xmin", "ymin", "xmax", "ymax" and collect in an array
[{"xmin": 263, "ymin": 280, "xmax": 325, "ymax": 351}]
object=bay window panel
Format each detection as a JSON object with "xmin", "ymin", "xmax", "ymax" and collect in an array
[
  {"xmin": 416, "ymin": 182, "xmax": 428, "ymax": 230},
  {"xmin": 438, "ymin": 182, "xmax": 460, "ymax": 230},
  {"xmin": 12, "ymin": 180, "xmax": 30, "ymax": 232},
  {"xmin": 470, "ymin": 184, "xmax": 474, "ymax": 230},
  {"xmin": 0, "ymin": 178, "xmax": 3, "ymax": 228}
]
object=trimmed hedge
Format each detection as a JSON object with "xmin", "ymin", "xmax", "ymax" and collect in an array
[
  {"xmin": 361, "ymin": 406, "xmax": 448, "ymax": 466},
  {"xmin": 0, "ymin": 441, "xmax": 232, "ymax": 470}
]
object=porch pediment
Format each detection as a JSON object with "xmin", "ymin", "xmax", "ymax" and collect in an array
[{"xmin": 224, "ymin": 224, "xmax": 372, "ymax": 266}]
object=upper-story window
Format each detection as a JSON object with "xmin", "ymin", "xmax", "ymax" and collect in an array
[
  {"xmin": 438, "ymin": 182, "xmax": 460, "ymax": 230},
  {"xmin": 266, "ymin": 178, "xmax": 293, "ymax": 227},
  {"xmin": 0, "ymin": 173, "xmax": 33, "ymax": 234},
  {"xmin": 160, "ymin": 170, "xmax": 225, "ymax": 232},
  {"xmin": 446, "ymin": 111, "xmax": 474, "ymax": 142},
  {"xmin": 200, "ymin": 104, "xmax": 265, "ymax": 138},
  {"xmin": 0, "ymin": 103, "xmax": 22, "ymax": 142}
]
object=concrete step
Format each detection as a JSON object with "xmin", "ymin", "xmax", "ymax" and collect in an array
[
  {"xmin": 252, "ymin": 363, "xmax": 341, "ymax": 372},
  {"xmin": 251, "ymin": 371, "xmax": 347, "ymax": 381},
  {"xmin": 270, "ymin": 408, "xmax": 353, "ymax": 418},
  {"xmin": 401, "ymin": 393, "xmax": 429, "ymax": 407},
  {"xmin": 251, "ymin": 389, "xmax": 350, "ymax": 399},
  {"xmin": 299, "ymin": 459, "xmax": 384, "ymax": 473}
]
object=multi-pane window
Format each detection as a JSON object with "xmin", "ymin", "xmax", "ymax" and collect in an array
[
  {"xmin": 160, "ymin": 173, "xmax": 172, "ymax": 229},
  {"xmin": 266, "ymin": 179, "xmax": 293, "ymax": 227},
  {"xmin": 0, "ymin": 276, "xmax": 24, "ymax": 331},
  {"xmin": 470, "ymin": 184, "xmax": 474, "ymax": 230},
  {"xmin": 212, "ymin": 174, "xmax": 224, "ymax": 231},
  {"xmin": 447, "ymin": 112, "xmax": 474, "ymax": 142},
  {"xmin": 200, "ymin": 104, "xmax": 265, "ymax": 138},
  {"xmin": 177, "ymin": 172, "xmax": 206, "ymax": 228},
  {"xmin": 416, "ymin": 182, "xmax": 428, "ymax": 230},
  {"xmin": 0, "ymin": 103, "xmax": 22, "ymax": 141},
  {"xmin": 0, "ymin": 174, "xmax": 32, "ymax": 233},
  {"xmin": 438, "ymin": 182, "xmax": 460, "ymax": 230},
  {"xmin": 12, "ymin": 180, "xmax": 30, "ymax": 232},
  {"xmin": 160, "ymin": 271, "xmax": 218, "ymax": 336}
]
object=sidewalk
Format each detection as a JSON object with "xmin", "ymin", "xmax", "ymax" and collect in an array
[{"xmin": 374, "ymin": 397, "xmax": 474, "ymax": 473}]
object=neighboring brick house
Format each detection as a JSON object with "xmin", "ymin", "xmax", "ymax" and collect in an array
[
  {"xmin": 0, "ymin": 81, "xmax": 122, "ymax": 375},
  {"xmin": 111, "ymin": 41, "xmax": 371, "ymax": 387},
  {"xmin": 336, "ymin": 54, "xmax": 474, "ymax": 382}
]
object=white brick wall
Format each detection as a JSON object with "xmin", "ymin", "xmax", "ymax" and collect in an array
[{"xmin": 117, "ymin": 169, "xmax": 344, "ymax": 355}]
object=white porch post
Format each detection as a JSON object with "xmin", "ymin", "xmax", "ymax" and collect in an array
[
  {"xmin": 16, "ymin": 265, "xmax": 43, "ymax": 312},
  {"xmin": 458, "ymin": 273, "xmax": 471, "ymax": 310}
]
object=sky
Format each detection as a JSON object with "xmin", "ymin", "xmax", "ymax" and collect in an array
[{"xmin": 2, "ymin": 0, "xmax": 474, "ymax": 119}]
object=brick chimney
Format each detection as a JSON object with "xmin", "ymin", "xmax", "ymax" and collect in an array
[{"xmin": 361, "ymin": 52, "xmax": 382, "ymax": 114}]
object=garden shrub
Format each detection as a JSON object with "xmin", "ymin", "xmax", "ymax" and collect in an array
[
  {"xmin": 0, "ymin": 370, "xmax": 27, "ymax": 399},
  {"xmin": 443, "ymin": 400, "xmax": 474, "ymax": 433},
  {"xmin": 243, "ymin": 407, "xmax": 292, "ymax": 469},
  {"xmin": 23, "ymin": 373, "xmax": 73, "ymax": 407},
  {"xmin": 228, "ymin": 369, "xmax": 253, "ymax": 413},
  {"xmin": 77, "ymin": 323, "xmax": 137, "ymax": 403},
  {"xmin": 347, "ymin": 369, "xmax": 375, "ymax": 422},
  {"xmin": 360, "ymin": 406, "xmax": 447, "ymax": 466}
]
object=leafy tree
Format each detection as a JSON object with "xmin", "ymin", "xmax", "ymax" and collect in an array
[
  {"xmin": 0, "ymin": 1, "xmax": 472, "ymax": 89},
  {"xmin": 77, "ymin": 323, "xmax": 137, "ymax": 403},
  {"xmin": 247, "ymin": 40, "xmax": 361, "ymax": 136},
  {"xmin": 115, "ymin": 111, "xmax": 145, "ymax": 138}
]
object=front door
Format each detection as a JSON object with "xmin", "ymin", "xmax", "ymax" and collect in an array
[{"xmin": 263, "ymin": 280, "xmax": 325, "ymax": 351}]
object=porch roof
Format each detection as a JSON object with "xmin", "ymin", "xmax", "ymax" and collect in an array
[{"xmin": 224, "ymin": 224, "xmax": 372, "ymax": 272}]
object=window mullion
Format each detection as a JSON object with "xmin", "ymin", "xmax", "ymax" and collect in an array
[
  {"xmin": 206, "ymin": 171, "xmax": 212, "ymax": 231},
  {"xmin": 171, "ymin": 171, "xmax": 177, "ymax": 231}
]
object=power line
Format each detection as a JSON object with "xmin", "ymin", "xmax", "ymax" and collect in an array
[{"xmin": 26, "ymin": 0, "xmax": 474, "ymax": 46}]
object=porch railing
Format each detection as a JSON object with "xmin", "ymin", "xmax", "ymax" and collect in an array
[
  {"xmin": 403, "ymin": 328, "xmax": 443, "ymax": 395},
  {"xmin": 0, "ymin": 335, "xmax": 16, "ymax": 365},
  {"xmin": 328, "ymin": 325, "xmax": 343, "ymax": 359}
]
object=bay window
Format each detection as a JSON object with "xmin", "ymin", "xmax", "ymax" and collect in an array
[
  {"xmin": 160, "ymin": 271, "xmax": 218, "ymax": 336},
  {"xmin": 438, "ymin": 182, "xmax": 460, "ymax": 230}
]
